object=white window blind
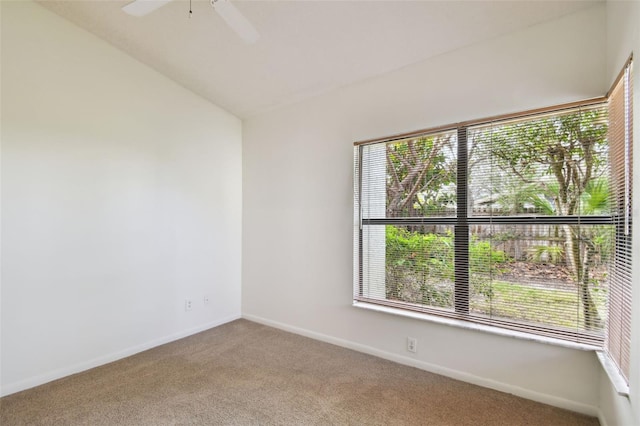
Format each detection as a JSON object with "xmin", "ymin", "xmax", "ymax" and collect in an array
[
  {"xmin": 354, "ymin": 97, "xmax": 628, "ymax": 347},
  {"xmin": 606, "ymin": 59, "xmax": 633, "ymax": 382}
]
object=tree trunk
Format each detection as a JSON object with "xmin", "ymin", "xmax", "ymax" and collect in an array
[{"xmin": 562, "ymin": 224, "xmax": 601, "ymax": 330}]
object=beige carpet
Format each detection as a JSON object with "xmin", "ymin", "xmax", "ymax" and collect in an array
[{"xmin": 1, "ymin": 319, "xmax": 599, "ymax": 425}]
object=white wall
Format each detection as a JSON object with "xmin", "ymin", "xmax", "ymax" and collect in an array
[
  {"xmin": 600, "ymin": 2, "xmax": 640, "ymax": 425},
  {"xmin": 243, "ymin": 4, "xmax": 607, "ymax": 415},
  {"xmin": 1, "ymin": 1, "xmax": 242, "ymax": 396}
]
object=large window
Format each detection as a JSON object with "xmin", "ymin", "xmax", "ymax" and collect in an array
[{"xmin": 354, "ymin": 76, "xmax": 632, "ymax": 352}]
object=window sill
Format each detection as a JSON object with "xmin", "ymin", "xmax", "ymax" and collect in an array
[
  {"xmin": 353, "ymin": 300, "xmax": 600, "ymax": 352},
  {"xmin": 596, "ymin": 351, "xmax": 630, "ymax": 397}
]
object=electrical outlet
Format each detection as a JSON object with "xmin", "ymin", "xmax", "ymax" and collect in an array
[
  {"xmin": 185, "ymin": 299, "xmax": 193, "ymax": 311},
  {"xmin": 407, "ymin": 337, "xmax": 417, "ymax": 353},
  {"xmin": 203, "ymin": 295, "xmax": 210, "ymax": 304}
]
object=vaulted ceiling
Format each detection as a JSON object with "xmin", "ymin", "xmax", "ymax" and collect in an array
[{"xmin": 40, "ymin": 1, "xmax": 602, "ymax": 119}]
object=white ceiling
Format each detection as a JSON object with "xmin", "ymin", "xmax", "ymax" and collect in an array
[{"xmin": 39, "ymin": 0, "xmax": 602, "ymax": 119}]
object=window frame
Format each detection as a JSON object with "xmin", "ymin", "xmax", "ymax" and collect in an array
[{"xmin": 354, "ymin": 97, "xmax": 624, "ymax": 348}]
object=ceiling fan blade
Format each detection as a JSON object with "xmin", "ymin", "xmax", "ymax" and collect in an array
[
  {"xmin": 122, "ymin": 0, "xmax": 173, "ymax": 17},
  {"xmin": 211, "ymin": 0, "xmax": 260, "ymax": 44}
]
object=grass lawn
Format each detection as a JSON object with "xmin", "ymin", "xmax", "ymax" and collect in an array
[{"xmin": 471, "ymin": 280, "xmax": 606, "ymax": 331}]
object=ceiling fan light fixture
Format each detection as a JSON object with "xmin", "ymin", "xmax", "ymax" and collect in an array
[
  {"xmin": 122, "ymin": 0, "xmax": 260, "ymax": 44},
  {"xmin": 211, "ymin": 0, "xmax": 260, "ymax": 44}
]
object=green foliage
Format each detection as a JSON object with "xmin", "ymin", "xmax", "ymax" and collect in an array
[
  {"xmin": 491, "ymin": 182, "xmax": 540, "ymax": 215},
  {"xmin": 469, "ymin": 237, "xmax": 508, "ymax": 269},
  {"xmin": 527, "ymin": 182, "xmax": 559, "ymax": 216},
  {"xmin": 385, "ymin": 226, "xmax": 509, "ymax": 307},
  {"xmin": 582, "ymin": 177, "xmax": 610, "ymax": 215},
  {"xmin": 386, "ymin": 225, "xmax": 453, "ymax": 276},
  {"xmin": 529, "ymin": 245, "xmax": 565, "ymax": 264}
]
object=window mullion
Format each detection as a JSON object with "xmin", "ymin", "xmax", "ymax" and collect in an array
[{"xmin": 455, "ymin": 127, "xmax": 470, "ymax": 314}]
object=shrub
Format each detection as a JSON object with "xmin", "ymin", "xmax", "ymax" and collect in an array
[{"xmin": 385, "ymin": 226, "xmax": 509, "ymax": 307}]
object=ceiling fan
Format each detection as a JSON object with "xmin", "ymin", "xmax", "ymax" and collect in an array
[{"xmin": 122, "ymin": 0, "xmax": 260, "ymax": 44}]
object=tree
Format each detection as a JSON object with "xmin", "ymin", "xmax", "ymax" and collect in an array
[
  {"xmin": 473, "ymin": 108, "xmax": 609, "ymax": 329},
  {"xmin": 386, "ymin": 135, "xmax": 456, "ymax": 218}
]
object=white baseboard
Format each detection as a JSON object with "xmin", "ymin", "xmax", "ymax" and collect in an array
[
  {"xmin": 0, "ymin": 313, "xmax": 241, "ymax": 397},
  {"xmin": 597, "ymin": 409, "xmax": 609, "ymax": 426},
  {"xmin": 242, "ymin": 314, "xmax": 600, "ymax": 418}
]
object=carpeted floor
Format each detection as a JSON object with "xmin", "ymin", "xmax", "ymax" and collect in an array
[{"xmin": 1, "ymin": 319, "xmax": 599, "ymax": 425}]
